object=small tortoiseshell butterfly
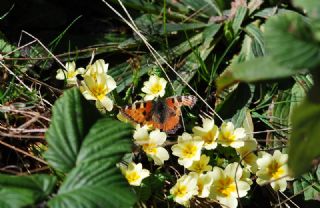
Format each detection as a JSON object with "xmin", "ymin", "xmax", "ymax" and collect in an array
[{"xmin": 120, "ymin": 95, "xmax": 197, "ymax": 133}]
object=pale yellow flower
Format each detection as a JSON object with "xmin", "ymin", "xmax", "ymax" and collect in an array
[
  {"xmin": 187, "ymin": 154, "xmax": 212, "ymax": 174},
  {"xmin": 236, "ymin": 137, "xmax": 258, "ymax": 173},
  {"xmin": 120, "ymin": 162, "xmax": 150, "ymax": 186},
  {"xmin": 56, "ymin": 61, "xmax": 79, "ymax": 85},
  {"xmin": 196, "ymin": 172, "xmax": 214, "ymax": 198},
  {"xmin": 192, "ymin": 117, "xmax": 219, "ymax": 150},
  {"xmin": 141, "ymin": 75, "xmax": 167, "ymax": 101},
  {"xmin": 84, "ymin": 59, "xmax": 109, "ymax": 80},
  {"xmin": 256, "ymin": 150, "xmax": 292, "ymax": 192},
  {"xmin": 171, "ymin": 133, "xmax": 204, "ymax": 168},
  {"xmin": 170, "ymin": 172, "xmax": 198, "ymax": 206},
  {"xmin": 209, "ymin": 163, "xmax": 251, "ymax": 208},
  {"xmin": 81, "ymin": 73, "xmax": 116, "ymax": 111},
  {"xmin": 218, "ymin": 122, "xmax": 246, "ymax": 148},
  {"xmin": 241, "ymin": 167, "xmax": 253, "ymax": 186},
  {"xmin": 133, "ymin": 125, "xmax": 169, "ymax": 165}
]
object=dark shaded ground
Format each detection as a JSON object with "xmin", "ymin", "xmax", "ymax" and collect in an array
[{"xmin": 0, "ymin": 0, "xmax": 128, "ymax": 51}]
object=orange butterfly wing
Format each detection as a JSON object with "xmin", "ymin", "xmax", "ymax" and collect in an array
[
  {"xmin": 162, "ymin": 95, "xmax": 197, "ymax": 132},
  {"xmin": 120, "ymin": 95, "xmax": 197, "ymax": 133},
  {"xmin": 120, "ymin": 101, "xmax": 162, "ymax": 129}
]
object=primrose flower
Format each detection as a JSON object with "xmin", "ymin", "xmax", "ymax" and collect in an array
[
  {"xmin": 236, "ymin": 137, "xmax": 258, "ymax": 173},
  {"xmin": 187, "ymin": 154, "xmax": 212, "ymax": 174},
  {"xmin": 133, "ymin": 125, "xmax": 169, "ymax": 165},
  {"xmin": 171, "ymin": 133, "xmax": 204, "ymax": 168},
  {"xmin": 241, "ymin": 167, "xmax": 253, "ymax": 186},
  {"xmin": 120, "ymin": 162, "xmax": 150, "ymax": 186},
  {"xmin": 196, "ymin": 172, "xmax": 214, "ymax": 198},
  {"xmin": 192, "ymin": 117, "xmax": 219, "ymax": 150},
  {"xmin": 170, "ymin": 172, "xmax": 198, "ymax": 206},
  {"xmin": 84, "ymin": 59, "xmax": 109, "ymax": 79},
  {"xmin": 56, "ymin": 61, "xmax": 80, "ymax": 85},
  {"xmin": 209, "ymin": 162, "xmax": 251, "ymax": 208},
  {"xmin": 141, "ymin": 75, "xmax": 167, "ymax": 101},
  {"xmin": 218, "ymin": 122, "xmax": 246, "ymax": 148},
  {"xmin": 256, "ymin": 150, "xmax": 292, "ymax": 192},
  {"xmin": 80, "ymin": 73, "xmax": 116, "ymax": 111}
]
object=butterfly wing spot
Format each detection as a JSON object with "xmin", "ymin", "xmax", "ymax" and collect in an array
[{"xmin": 121, "ymin": 101, "xmax": 152, "ymax": 124}]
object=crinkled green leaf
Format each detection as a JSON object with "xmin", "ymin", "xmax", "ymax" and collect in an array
[
  {"xmin": 289, "ymin": 99, "xmax": 320, "ymax": 176},
  {"xmin": 0, "ymin": 174, "xmax": 56, "ymax": 208},
  {"xmin": 48, "ymin": 118, "xmax": 136, "ymax": 208},
  {"xmin": 265, "ymin": 12, "xmax": 320, "ymax": 70},
  {"xmin": 44, "ymin": 88, "xmax": 101, "ymax": 173},
  {"xmin": 45, "ymin": 88, "xmax": 136, "ymax": 207}
]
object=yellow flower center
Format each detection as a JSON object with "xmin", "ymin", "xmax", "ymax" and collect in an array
[
  {"xmin": 223, "ymin": 131, "xmax": 236, "ymax": 143},
  {"xmin": 67, "ymin": 70, "xmax": 77, "ymax": 79},
  {"xmin": 267, "ymin": 160, "xmax": 284, "ymax": 179},
  {"xmin": 150, "ymin": 82, "xmax": 163, "ymax": 94},
  {"xmin": 173, "ymin": 184, "xmax": 187, "ymax": 198},
  {"xmin": 182, "ymin": 143, "xmax": 198, "ymax": 158},
  {"xmin": 142, "ymin": 143, "xmax": 158, "ymax": 155},
  {"xmin": 244, "ymin": 153, "xmax": 256, "ymax": 164},
  {"xmin": 203, "ymin": 131, "xmax": 215, "ymax": 144},
  {"xmin": 91, "ymin": 85, "xmax": 108, "ymax": 100},
  {"xmin": 192, "ymin": 161, "xmax": 206, "ymax": 173},
  {"xmin": 126, "ymin": 171, "xmax": 140, "ymax": 184},
  {"xmin": 197, "ymin": 181, "xmax": 204, "ymax": 194},
  {"xmin": 217, "ymin": 176, "xmax": 236, "ymax": 197}
]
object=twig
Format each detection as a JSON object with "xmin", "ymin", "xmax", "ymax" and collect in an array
[{"xmin": 0, "ymin": 139, "xmax": 47, "ymax": 164}]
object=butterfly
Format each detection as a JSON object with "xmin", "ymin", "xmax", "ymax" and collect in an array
[{"xmin": 120, "ymin": 95, "xmax": 197, "ymax": 133}]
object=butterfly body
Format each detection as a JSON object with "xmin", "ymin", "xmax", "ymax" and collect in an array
[{"xmin": 121, "ymin": 95, "xmax": 197, "ymax": 133}]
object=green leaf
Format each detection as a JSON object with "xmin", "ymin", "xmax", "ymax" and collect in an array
[
  {"xmin": 232, "ymin": 6, "xmax": 247, "ymax": 34},
  {"xmin": 0, "ymin": 32, "xmax": 19, "ymax": 57},
  {"xmin": 289, "ymin": 99, "xmax": 320, "ymax": 176},
  {"xmin": 48, "ymin": 118, "xmax": 136, "ymax": 208},
  {"xmin": 245, "ymin": 24, "xmax": 265, "ymax": 56},
  {"xmin": 45, "ymin": 88, "xmax": 101, "ymax": 173},
  {"xmin": 294, "ymin": 0, "xmax": 320, "ymax": 19},
  {"xmin": 0, "ymin": 174, "xmax": 56, "ymax": 208},
  {"xmin": 293, "ymin": 172, "xmax": 320, "ymax": 200},
  {"xmin": 44, "ymin": 88, "xmax": 136, "ymax": 207},
  {"xmin": 216, "ymin": 56, "xmax": 296, "ymax": 91},
  {"xmin": 216, "ymin": 83, "xmax": 254, "ymax": 125},
  {"xmin": 265, "ymin": 12, "xmax": 320, "ymax": 70}
]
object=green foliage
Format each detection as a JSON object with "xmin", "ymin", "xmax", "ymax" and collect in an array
[
  {"xmin": 0, "ymin": 174, "xmax": 56, "ymax": 208},
  {"xmin": 293, "ymin": 169, "xmax": 320, "ymax": 201},
  {"xmin": 44, "ymin": 88, "xmax": 101, "ymax": 173},
  {"xmin": 0, "ymin": 88, "xmax": 136, "ymax": 207},
  {"xmin": 294, "ymin": 0, "xmax": 320, "ymax": 19},
  {"xmin": 213, "ymin": 0, "xmax": 320, "ymax": 178},
  {"xmin": 264, "ymin": 12, "xmax": 320, "ymax": 70},
  {"xmin": 289, "ymin": 99, "xmax": 320, "ymax": 176},
  {"xmin": 3, "ymin": 0, "xmax": 320, "ymax": 206}
]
